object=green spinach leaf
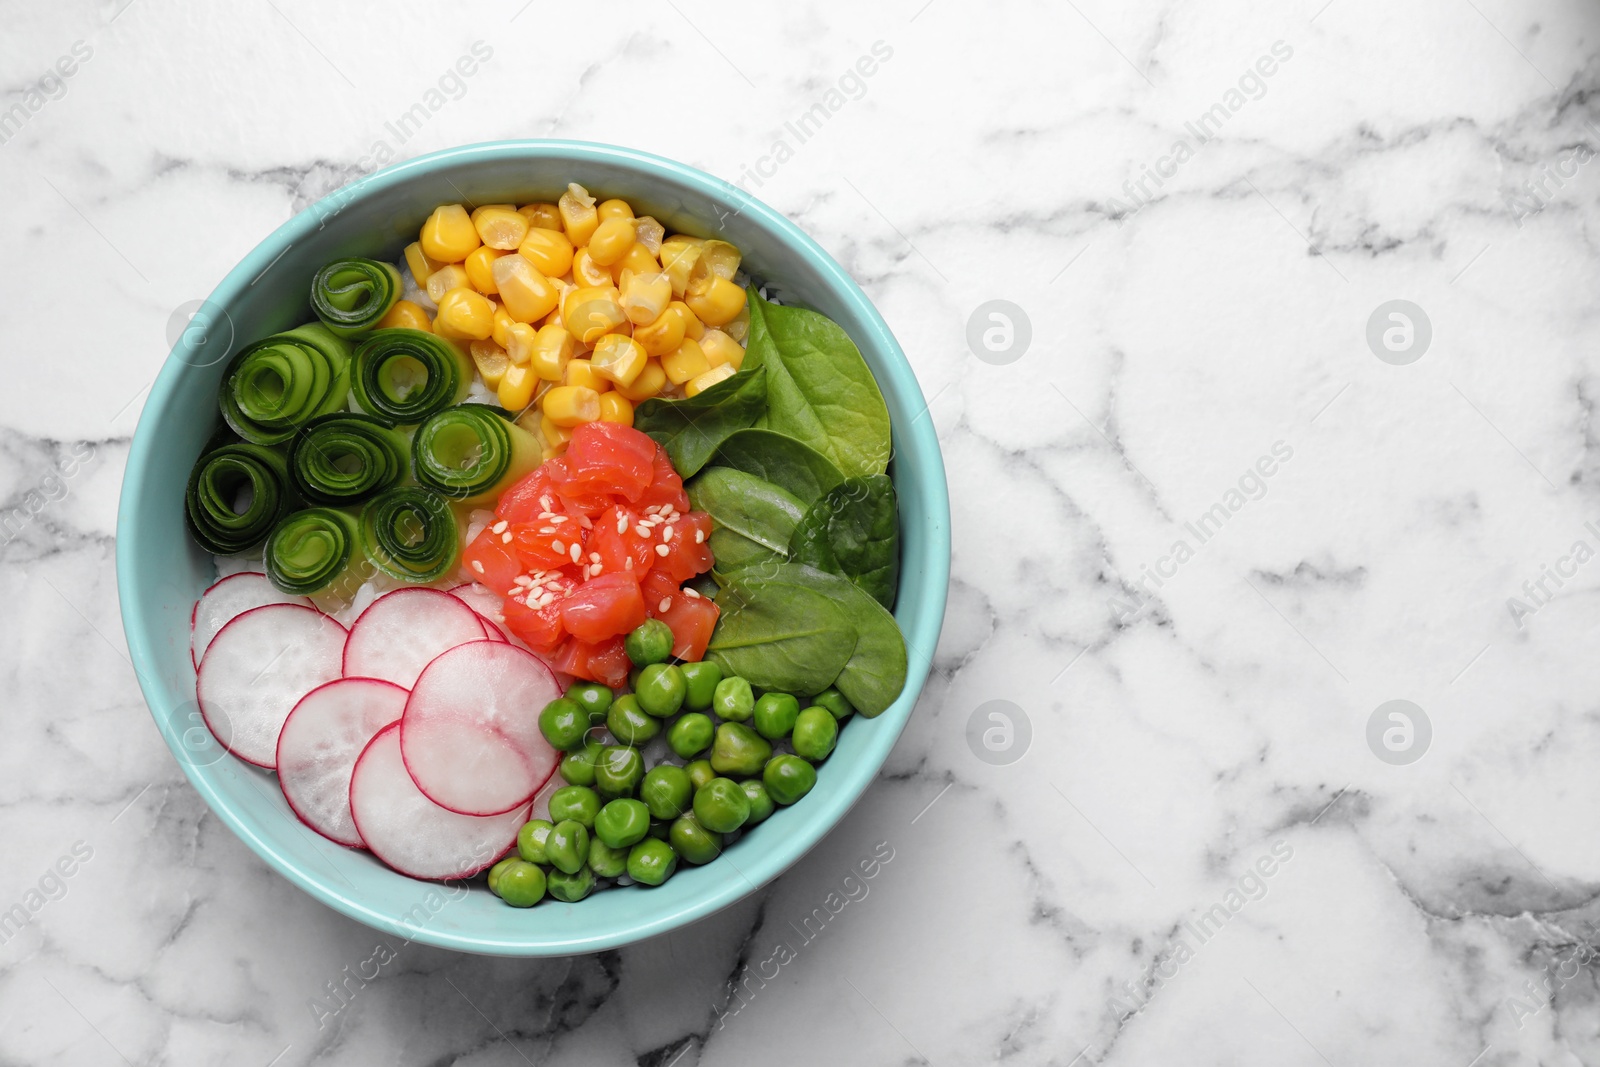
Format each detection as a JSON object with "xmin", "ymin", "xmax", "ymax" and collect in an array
[
  {"xmin": 706, "ymin": 573, "xmax": 858, "ymax": 696},
  {"xmin": 634, "ymin": 363, "xmax": 767, "ymax": 477},
  {"xmin": 717, "ymin": 562, "xmax": 906, "ymax": 715},
  {"xmin": 686, "ymin": 466, "xmax": 806, "ymax": 552},
  {"xmin": 746, "ymin": 294, "xmax": 891, "ymax": 479},
  {"xmin": 709, "ymin": 429, "xmax": 846, "ymax": 507},
  {"xmin": 789, "ymin": 474, "xmax": 899, "ymax": 608}
]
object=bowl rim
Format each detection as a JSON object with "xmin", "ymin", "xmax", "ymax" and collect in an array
[{"xmin": 116, "ymin": 138, "xmax": 951, "ymax": 955}]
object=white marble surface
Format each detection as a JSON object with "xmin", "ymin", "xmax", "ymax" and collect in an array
[{"xmin": 5, "ymin": 0, "xmax": 1600, "ymax": 1063}]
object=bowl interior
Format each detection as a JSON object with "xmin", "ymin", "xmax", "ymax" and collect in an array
[{"xmin": 117, "ymin": 141, "xmax": 950, "ymax": 955}]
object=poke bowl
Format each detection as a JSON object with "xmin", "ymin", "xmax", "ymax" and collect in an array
[{"xmin": 116, "ymin": 140, "xmax": 950, "ymax": 955}]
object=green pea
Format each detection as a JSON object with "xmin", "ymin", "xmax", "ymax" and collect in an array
[
  {"xmin": 628, "ymin": 665, "xmax": 644, "ymax": 692},
  {"xmin": 693, "ymin": 777, "xmax": 751, "ymax": 834},
  {"xmin": 494, "ymin": 859, "xmax": 547, "ymax": 907},
  {"xmin": 711, "ymin": 722, "xmax": 772, "ymax": 778},
  {"xmin": 546, "ymin": 864, "xmax": 596, "ymax": 902},
  {"xmin": 594, "ymin": 745, "xmax": 644, "ymax": 797},
  {"xmin": 680, "ymin": 661, "xmax": 723, "ymax": 710},
  {"xmin": 686, "ymin": 758, "xmax": 716, "ymax": 793},
  {"xmin": 753, "ymin": 692, "xmax": 800, "ymax": 740},
  {"xmin": 669, "ymin": 814, "xmax": 723, "ymax": 865},
  {"xmin": 763, "ymin": 755, "xmax": 817, "ymax": 805},
  {"xmin": 588, "ymin": 837, "xmax": 628, "ymax": 879},
  {"xmin": 639, "ymin": 764, "xmax": 693, "ymax": 820},
  {"xmin": 517, "ymin": 819, "xmax": 553, "ymax": 864},
  {"xmin": 487, "ymin": 856, "xmax": 518, "ymax": 895},
  {"xmin": 566, "ymin": 681, "xmax": 613, "ymax": 723},
  {"xmin": 740, "ymin": 779, "xmax": 775, "ymax": 827},
  {"xmin": 538, "ymin": 697, "xmax": 589, "ymax": 751},
  {"xmin": 606, "ymin": 694, "xmax": 660, "ymax": 746},
  {"xmin": 594, "ymin": 798, "xmax": 651, "ymax": 849},
  {"xmin": 791, "ymin": 707, "xmax": 838, "ymax": 761},
  {"xmin": 635, "ymin": 663, "xmax": 687, "ymax": 717},
  {"xmin": 668, "ymin": 712, "xmax": 715, "ymax": 759},
  {"xmin": 712, "ymin": 676, "xmax": 754, "ymax": 722},
  {"xmin": 548, "ymin": 786, "xmax": 601, "ymax": 829},
  {"xmin": 627, "ymin": 838, "xmax": 678, "ymax": 886},
  {"xmin": 624, "ymin": 618, "xmax": 675, "ymax": 666},
  {"xmin": 546, "ymin": 819, "xmax": 589, "ymax": 874},
  {"xmin": 813, "ymin": 687, "xmax": 854, "ymax": 722},
  {"xmin": 647, "ymin": 819, "xmax": 672, "ymax": 840},
  {"xmin": 558, "ymin": 740, "xmax": 605, "ymax": 786}
]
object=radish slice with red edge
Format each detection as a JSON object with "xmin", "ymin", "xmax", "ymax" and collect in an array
[
  {"xmin": 196, "ymin": 604, "xmax": 347, "ymax": 768},
  {"xmin": 349, "ymin": 723, "xmax": 530, "ymax": 880},
  {"xmin": 191, "ymin": 572, "xmax": 312, "ymax": 668},
  {"xmin": 342, "ymin": 588, "xmax": 487, "ymax": 689},
  {"xmin": 276, "ymin": 678, "xmax": 408, "ymax": 847},
  {"xmin": 400, "ymin": 641, "xmax": 561, "ymax": 816},
  {"xmin": 447, "ymin": 583, "xmax": 509, "ymax": 642}
]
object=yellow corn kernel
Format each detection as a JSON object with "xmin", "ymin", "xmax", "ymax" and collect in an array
[
  {"xmin": 473, "ymin": 206, "xmax": 529, "ymax": 250},
  {"xmin": 634, "ymin": 302, "xmax": 689, "ymax": 357},
  {"xmin": 425, "ymin": 263, "xmax": 472, "ymax": 305},
  {"xmin": 464, "ymin": 245, "xmax": 507, "ymax": 295},
  {"xmin": 504, "ymin": 321, "xmax": 537, "ymax": 366},
  {"xmin": 469, "ymin": 340, "xmax": 510, "ymax": 390},
  {"xmin": 597, "ymin": 391, "xmax": 635, "ymax": 427},
  {"xmin": 540, "ymin": 414, "xmax": 574, "ymax": 448},
  {"xmin": 517, "ymin": 226, "xmax": 575, "ymax": 278},
  {"xmin": 559, "ymin": 183, "xmax": 599, "ymax": 247},
  {"xmin": 700, "ymin": 328, "xmax": 745, "ymax": 369},
  {"xmin": 420, "ymin": 204, "xmax": 481, "ymax": 263},
  {"xmin": 685, "ymin": 265, "xmax": 748, "ymax": 327},
  {"xmin": 699, "ymin": 240, "xmax": 742, "ymax": 280},
  {"xmin": 563, "ymin": 286, "xmax": 628, "ymax": 344},
  {"xmin": 531, "ymin": 323, "xmax": 576, "ymax": 380},
  {"xmin": 686, "ymin": 363, "xmax": 737, "ymax": 398},
  {"xmin": 498, "ymin": 361, "xmax": 540, "ymax": 412},
  {"xmin": 572, "ymin": 246, "xmax": 613, "ymax": 287},
  {"xmin": 542, "ymin": 385, "xmax": 602, "ymax": 427},
  {"xmin": 634, "ymin": 216, "xmax": 666, "ymax": 254},
  {"xmin": 659, "ymin": 235, "xmax": 704, "ymax": 297},
  {"xmin": 433, "ymin": 288, "xmax": 495, "ymax": 340},
  {"xmin": 377, "ymin": 299, "xmax": 432, "ymax": 332},
  {"xmin": 661, "ymin": 338, "xmax": 711, "ymax": 385},
  {"xmin": 619, "ymin": 270, "xmax": 673, "ymax": 326},
  {"xmin": 722, "ymin": 304, "xmax": 750, "ymax": 344},
  {"xmin": 519, "ymin": 202, "xmax": 563, "ymax": 231},
  {"xmin": 404, "ymin": 242, "xmax": 446, "ymax": 286},
  {"xmin": 679, "ymin": 301, "xmax": 705, "ymax": 340},
  {"xmin": 492, "ymin": 256, "xmax": 559, "ymax": 323},
  {"xmin": 587, "ymin": 217, "xmax": 637, "ymax": 266},
  {"xmin": 563, "ymin": 359, "xmax": 611, "ymax": 393},
  {"xmin": 591, "ymin": 334, "xmax": 648, "ymax": 388},
  {"xmin": 597, "ymin": 198, "xmax": 635, "ymax": 222},
  {"xmin": 491, "ymin": 305, "xmax": 517, "ymax": 348},
  {"xmin": 615, "ymin": 358, "xmax": 667, "ymax": 402},
  {"xmin": 611, "ymin": 242, "xmax": 660, "ymax": 283},
  {"xmin": 470, "ymin": 203, "xmax": 515, "ymax": 221}
]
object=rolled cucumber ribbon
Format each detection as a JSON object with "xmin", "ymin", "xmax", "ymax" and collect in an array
[
  {"xmin": 411, "ymin": 403, "xmax": 541, "ymax": 507},
  {"xmin": 359, "ymin": 485, "xmax": 462, "ymax": 584},
  {"xmin": 185, "ymin": 442, "xmax": 296, "ymax": 555},
  {"xmin": 289, "ymin": 413, "xmax": 409, "ymax": 507},
  {"xmin": 350, "ymin": 328, "xmax": 474, "ymax": 425},
  {"xmin": 309, "ymin": 257, "xmax": 403, "ymax": 337},
  {"xmin": 264, "ymin": 507, "xmax": 365, "ymax": 600},
  {"xmin": 219, "ymin": 323, "xmax": 353, "ymax": 445}
]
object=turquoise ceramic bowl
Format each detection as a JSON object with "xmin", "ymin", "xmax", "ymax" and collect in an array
[{"xmin": 116, "ymin": 140, "xmax": 949, "ymax": 955}]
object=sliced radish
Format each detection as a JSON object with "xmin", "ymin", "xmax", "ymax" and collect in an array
[
  {"xmin": 276, "ymin": 678, "xmax": 408, "ymax": 847},
  {"xmin": 400, "ymin": 641, "xmax": 561, "ymax": 816},
  {"xmin": 196, "ymin": 604, "xmax": 347, "ymax": 768},
  {"xmin": 191, "ymin": 573, "xmax": 312, "ymax": 668},
  {"xmin": 342, "ymin": 588, "xmax": 487, "ymax": 688},
  {"xmin": 349, "ymin": 724, "xmax": 529, "ymax": 880},
  {"xmin": 448, "ymin": 583, "xmax": 509, "ymax": 642}
]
